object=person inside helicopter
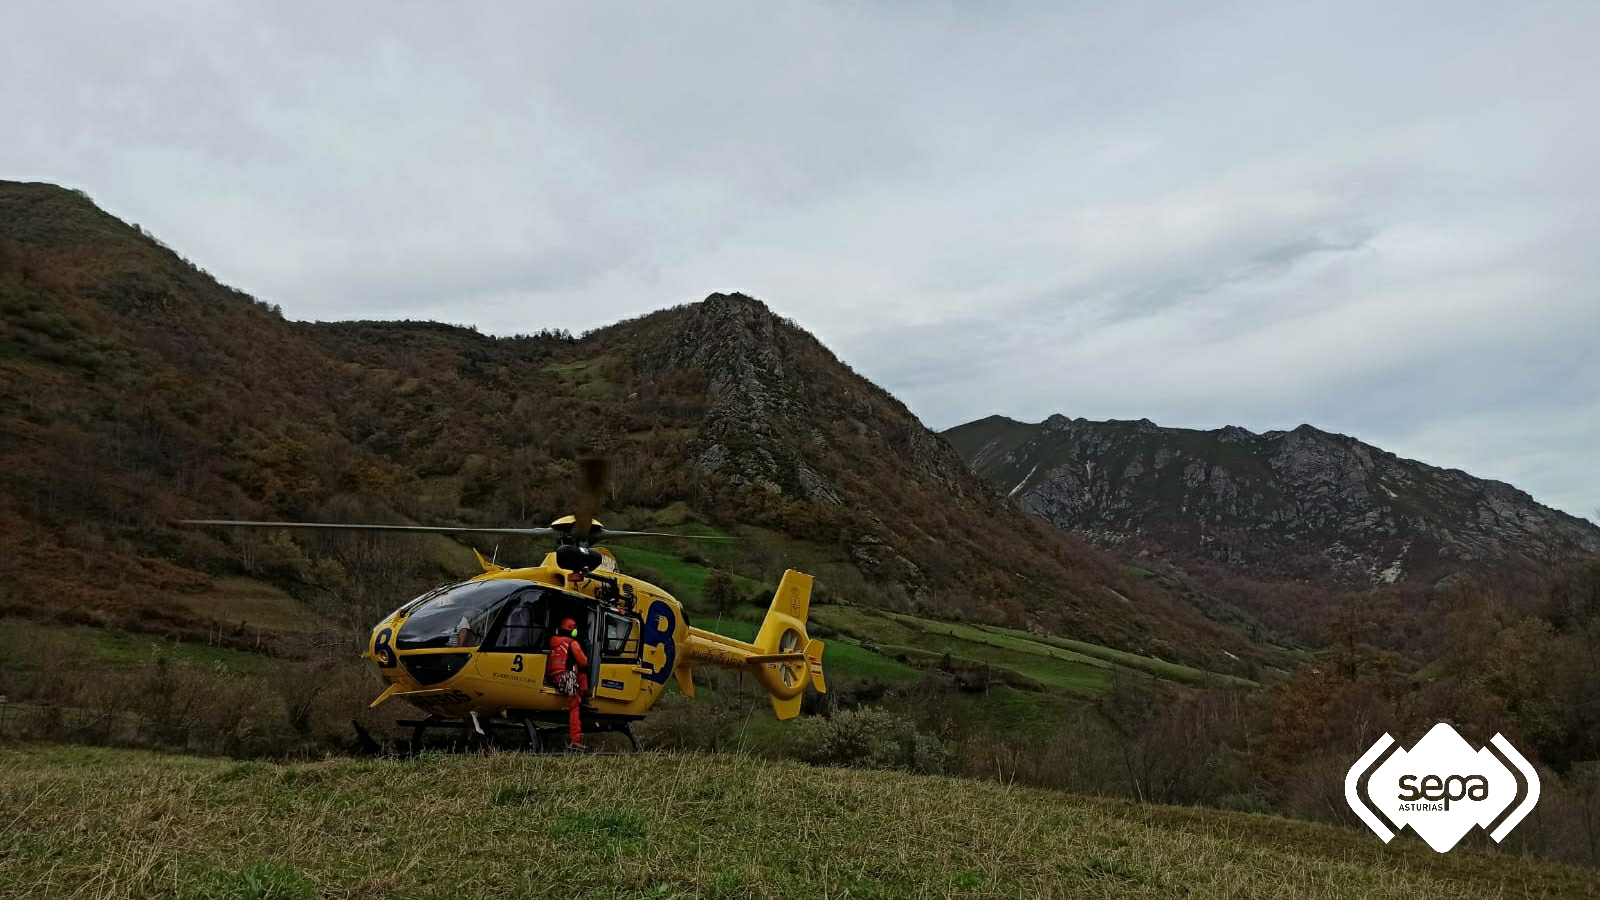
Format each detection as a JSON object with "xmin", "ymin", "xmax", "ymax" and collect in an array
[
  {"xmin": 447, "ymin": 603, "xmax": 503, "ymax": 648},
  {"xmin": 485, "ymin": 592, "xmax": 546, "ymax": 652},
  {"xmin": 497, "ymin": 601, "xmax": 536, "ymax": 649},
  {"xmin": 397, "ymin": 580, "xmax": 519, "ymax": 650}
]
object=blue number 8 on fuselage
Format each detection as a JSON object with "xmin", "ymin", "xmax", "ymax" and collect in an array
[
  {"xmin": 639, "ymin": 600, "xmax": 676, "ymax": 685},
  {"xmin": 374, "ymin": 628, "xmax": 396, "ymax": 668}
]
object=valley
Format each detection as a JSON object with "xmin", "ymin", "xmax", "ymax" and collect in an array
[{"xmin": 2, "ymin": 180, "xmax": 1598, "ymax": 875}]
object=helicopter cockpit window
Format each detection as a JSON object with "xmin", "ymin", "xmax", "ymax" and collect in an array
[
  {"xmin": 484, "ymin": 591, "xmax": 549, "ymax": 652},
  {"xmin": 396, "ymin": 580, "xmax": 530, "ymax": 650},
  {"xmin": 602, "ymin": 612, "xmax": 640, "ymax": 659}
]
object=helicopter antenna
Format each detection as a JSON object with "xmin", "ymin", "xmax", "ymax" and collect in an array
[{"xmin": 491, "ymin": 543, "xmax": 500, "ymax": 566}]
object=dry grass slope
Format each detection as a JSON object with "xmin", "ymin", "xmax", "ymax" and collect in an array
[{"xmin": 1, "ymin": 745, "xmax": 1594, "ymax": 900}]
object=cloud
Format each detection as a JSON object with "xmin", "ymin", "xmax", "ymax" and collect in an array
[
  {"xmin": 2, "ymin": 0, "xmax": 1596, "ymax": 519},
  {"xmin": 1384, "ymin": 398, "xmax": 1600, "ymax": 524}
]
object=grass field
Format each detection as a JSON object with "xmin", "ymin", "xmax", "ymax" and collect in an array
[
  {"xmin": 969, "ymin": 623, "xmax": 1252, "ymax": 686},
  {"xmin": 1, "ymin": 745, "xmax": 1593, "ymax": 900},
  {"xmin": 609, "ymin": 544, "xmax": 763, "ymax": 609},
  {"xmin": 0, "ymin": 624, "xmax": 274, "ymax": 677},
  {"xmin": 171, "ymin": 577, "xmax": 326, "ymax": 634},
  {"xmin": 811, "ymin": 606, "xmax": 1233, "ymax": 697}
]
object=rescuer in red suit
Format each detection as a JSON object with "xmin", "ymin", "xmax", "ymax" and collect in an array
[{"xmin": 547, "ymin": 617, "xmax": 590, "ymax": 749}]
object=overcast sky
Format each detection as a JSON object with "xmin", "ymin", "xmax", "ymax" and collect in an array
[{"xmin": 6, "ymin": 1, "xmax": 1597, "ymax": 520}]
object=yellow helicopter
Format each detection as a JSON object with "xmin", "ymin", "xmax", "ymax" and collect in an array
[{"xmin": 184, "ymin": 459, "xmax": 827, "ymax": 751}]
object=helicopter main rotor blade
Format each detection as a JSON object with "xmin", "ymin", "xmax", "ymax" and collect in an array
[
  {"xmin": 571, "ymin": 455, "xmax": 610, "ymax": 544},
  {"xmin": 181, "ymin": 520, "xmax": 558, "ymax": 537},
  {"xmin": 595, "ymin": 530, "xmax": 738, "ymax": 541}
]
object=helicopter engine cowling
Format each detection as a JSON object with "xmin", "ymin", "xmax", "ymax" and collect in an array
[{"xmin": 555, "ymin": 544, "xmax": 604, "ymax": 573}]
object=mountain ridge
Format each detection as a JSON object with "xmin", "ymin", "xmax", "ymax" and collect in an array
[
  {"xmin": 0, "ymin": 180, "xmax": 1267, "ymax": 672},
  {"xmin": 944, "ymin": 412, "xmax": 1600, "ymax": 590}
]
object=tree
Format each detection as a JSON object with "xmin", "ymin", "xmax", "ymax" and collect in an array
[{"xmin": 704, "ymin": 569, "xmax": 740, "ymax": 619}]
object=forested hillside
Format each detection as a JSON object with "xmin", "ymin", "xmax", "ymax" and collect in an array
[{"xmin": 0, "ymin": 180, "xmax": 1269, "ymax": 672}]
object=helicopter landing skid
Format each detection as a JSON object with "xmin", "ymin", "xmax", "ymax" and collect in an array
[
  {"xmin": 392, "ymin": 715, "xmax": 642, "ymax": 755},
  {"xmin": 519, "ymin": 718, "xmax": 641, "ymax": 754}
]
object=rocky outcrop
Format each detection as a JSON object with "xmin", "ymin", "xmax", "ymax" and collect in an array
[
  {"xmin": 945, "ymin": 415, "xmax": 1600, "ymax": 587},
  {"xmin": 639, "ymin": 293, "xmax": 975, "ymax": 508},
  {"xmin": 651, "ymin": 294, "xmax": 840, "ymax": 502}
]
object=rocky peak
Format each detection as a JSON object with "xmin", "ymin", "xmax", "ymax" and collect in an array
[
  {"xmin": 635, "ymin": 293, "xmax": 834, "ymax": 500},
  {"xmin": 702, "ymin": 291, "xmax": 771, "ymax": 312},
  {"xmin": 609, "ymin": 291, "xmax": 977, "ymax": 511},
  {"xmin": 657, "ymin": 293, "xmax": 784, "ymax": 374}
]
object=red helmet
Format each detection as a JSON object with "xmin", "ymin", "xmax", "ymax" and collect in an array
[{"xmin": 560, "ymin": 618, "xmax": 577, "ymax": 632}]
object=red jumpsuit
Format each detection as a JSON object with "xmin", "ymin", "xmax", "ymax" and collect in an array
[{"xmin": 547, "ymin": 635, "xmax": 590, "ymax": 744}]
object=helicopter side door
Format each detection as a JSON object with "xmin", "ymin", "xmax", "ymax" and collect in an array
[
  {"xmin": 472, "ymin": 589, "xmax": 550, "ymax": 689},
  {"xmin": 593, "ymin": 609, "xmax": 642, "ymax": 701}
]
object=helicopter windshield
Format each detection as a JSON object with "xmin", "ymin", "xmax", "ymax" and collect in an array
[{"xmin": 396, "ymin": 580, "xmax": 531, "ymax": 650}]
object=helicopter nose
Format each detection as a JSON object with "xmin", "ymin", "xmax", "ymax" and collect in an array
[
  {"xmin": 397, "ymin": 652, "xmax": 473, "ymax": 685},
  {"xmin": 370, "ymin": 625, "xmax": 398, "ymax": 669}
]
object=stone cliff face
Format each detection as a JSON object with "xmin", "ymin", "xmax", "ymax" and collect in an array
[
  {"xmin": 646, "ymin": 294, "xmax": 842, "ymax": 504},
  {"xmin": 629, "ymin": 293, "xmax": 978, "ymax": 510},
  {"xmin": 945, "ymin": 415, "xmax": 1600, "ymax": 587}
]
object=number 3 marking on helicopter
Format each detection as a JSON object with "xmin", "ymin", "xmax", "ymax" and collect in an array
[
  {"xmin": 639, "ymin": 601, "xmax": 676, "ymax": 685},
  {"xmin": 373, "ymin": 628, "xmax": 396, "ymax": 668},
  {"xmin": 511, "ymin": 654, "xmax": 523, "ymax": 673}
]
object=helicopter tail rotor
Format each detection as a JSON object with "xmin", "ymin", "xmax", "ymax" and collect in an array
[{"xmin": 748, "ymin": 569, "xmax": 827, "ymax": 719}]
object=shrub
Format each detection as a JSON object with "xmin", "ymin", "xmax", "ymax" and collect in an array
[{"xmin": 790, "ymin": 706, "xmax": 949, "ymax": 774}]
